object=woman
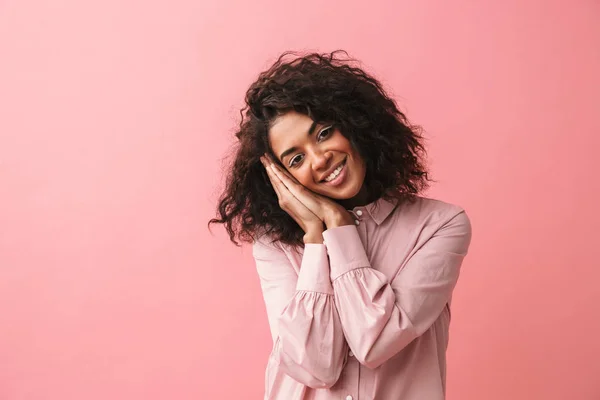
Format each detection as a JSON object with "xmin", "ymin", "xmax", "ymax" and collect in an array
[{"xmin": 210, "ymin": 51, "xmax": 472, "ymax": 400}]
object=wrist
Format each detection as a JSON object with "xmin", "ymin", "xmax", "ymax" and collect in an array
[
  {"xmin": 324, "ymin": 209, "xmax": 355, "ymax": 229},
  {"xmin": 303, "ymin": 231, "xmax": 324, "ymax": 244},
  {"xmin": 303, "ymin": 221, "xmax": 325, "ymax": 244}
]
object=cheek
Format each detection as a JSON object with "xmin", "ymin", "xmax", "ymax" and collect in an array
[{"xmin": 291, "ymin": 168, "xmax": 315, "ymax": 188}]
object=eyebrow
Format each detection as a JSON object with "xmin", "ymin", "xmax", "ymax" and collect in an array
[{"xmin": 278, "ymin": 121, "xmax": 319, "ymax": 162}]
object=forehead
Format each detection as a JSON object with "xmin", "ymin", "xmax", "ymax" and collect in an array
[{"xmin": 268, "ymin": 111, "xmax": 314, "ymax": 153}]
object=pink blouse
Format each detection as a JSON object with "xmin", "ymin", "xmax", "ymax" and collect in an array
[{"xmin": 252, "ymin": 196, "xmax": 472, "ymax": 400}]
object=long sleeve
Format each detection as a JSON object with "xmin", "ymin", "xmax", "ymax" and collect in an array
[
  {"xmin": 252, "ymin": 236, "xmax": 348, "ymax": 389},
  {"xmin": 322, "ymin": 209, "xmax": 472, "ymax": 369}
]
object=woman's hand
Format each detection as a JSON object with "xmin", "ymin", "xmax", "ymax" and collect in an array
[
  {"xmin": 261, "ymin": 154, "xmax": 355, "ymax": 229},
  {"xmin": 260, "ymin": 156, "xmax": 325, "ymax": 243}
]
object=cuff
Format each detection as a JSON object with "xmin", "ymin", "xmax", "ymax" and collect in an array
[
  {"xmin": 322, "ymin": 225, "xmax": 370, "ymax": 280},
  {"xmin": 296, "ymin": 244, "xmax": 334, "ymax": 294}
]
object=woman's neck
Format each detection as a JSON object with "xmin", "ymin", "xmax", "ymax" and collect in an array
[{"xmin": 337, "ymin": 184, "xmax": 375, "ymax": 210}]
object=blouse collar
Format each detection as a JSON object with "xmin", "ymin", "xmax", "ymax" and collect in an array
[{"xmin": 347, "ymin": 196, "xmax": 399, "ymax": 225}]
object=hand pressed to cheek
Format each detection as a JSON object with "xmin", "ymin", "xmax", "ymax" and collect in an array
[
  {"xmin": 270, "ymin": 163, "xmax": 322, "ymax": 211},
  {"xmin": 265, "ymin": 154, "xmax": 353, "ymax": 227},
  {"xmin": 260, "ymin": 155, "xmax": 324, "ymax": 235}
]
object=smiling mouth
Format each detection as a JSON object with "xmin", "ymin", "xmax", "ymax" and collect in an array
[{"xmin": 321, "ymin": 158, "xmax": 347, "ymax": 183}]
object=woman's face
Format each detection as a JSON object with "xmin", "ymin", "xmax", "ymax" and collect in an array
[{"xmin": 268, "ymin": 111, "xmax": 367, "ymax": 202}]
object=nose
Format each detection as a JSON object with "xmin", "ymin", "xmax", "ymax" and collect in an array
[{"xmin": 311, "ymin": 149, "xmax": 332, "ymax": 172}]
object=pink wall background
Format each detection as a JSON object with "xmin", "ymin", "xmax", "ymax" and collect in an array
[{"xmin": 1, "ymin": 0, "xmax": 599, "ymax": 399}]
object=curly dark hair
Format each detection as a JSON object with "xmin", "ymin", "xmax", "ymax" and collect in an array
[{"xmin": 209, "ymin": 50, "xmax": 433, "ymax": 247}]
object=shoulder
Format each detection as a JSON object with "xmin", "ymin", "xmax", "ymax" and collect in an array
[
  {"xmin": 394, "ymin": 195, "xmax": 471, "ymax": 236},
  {"xmin": 252, "ymin": 230, "xmax": 281, "ymax": 256},
  {"xmin": 398, "ymin": 195, "xmax": 468, "ymax": 219},
  {"xmin": 252, "ymin": 229, "xmax": 301, "ymax": 260},
  {"xmin": 251, "ymin": 230, "xmax": 303, "ymax": 278}
]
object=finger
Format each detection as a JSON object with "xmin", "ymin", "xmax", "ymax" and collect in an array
[
  {"xmin": 264, "ymin": 155, "xmax": 287, "ymax": 176},
  {"xmin": 270, "ymin": 164, "xmax": 307, "ymax": 197},
  {"xmin": 264, "ymin": 155, "xmax": 299, "ymax": 183},
  {"xmin": 263, "ymin": 162, "xmax": 278, "ymax": 190},
  {"xmin": 262, "ymin": 157, "xmax": 282, "ymax": 195},
  {"xmin": 270, "ymin": 164, "xmax": 327, "ymax": 217},
  {"xmin": 272, "ymin": 162, "xmax": 299, "ymax": 185},
  {"xmin": 261, "ymin": 158, "xmax": 276, "ymax": 188},
  {"xmin": 266, "ymin": 163, "xmax": 287, "ymax": 201},
  {"xmin": 267, "ymin": 168, "xmax": 304, "ymax": 221},
  {"xmin": 268, "ymin": 161, "xmax": 325, "ymax": 202},
  {"xmin": 265, "ymin": 155, "xmax": 298, "ymax": 182},
  {"xmin": 264, "ymin": 155, "xmax": 315, "ymax": 211},
  {"xmin": 268, "ymin": 162, "xmax": 291, "ymax": 186}
]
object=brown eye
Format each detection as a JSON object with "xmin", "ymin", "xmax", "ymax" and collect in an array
[
  {"xmin": 317, "ymin": 126, "xmax": 333, "ymax": 141},
  {"xmin": 289, "ymin": 154, "xmax": 303, "ymax": 167}
]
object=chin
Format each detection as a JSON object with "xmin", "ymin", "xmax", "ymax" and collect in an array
[{"xmin": 321, "ymin": 184, "xmax": 361, "ymax": 200}]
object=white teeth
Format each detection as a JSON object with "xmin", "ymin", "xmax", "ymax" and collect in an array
[{"xmin": 324, "ymin": 162, "xmax": 345, "ymax": 182}]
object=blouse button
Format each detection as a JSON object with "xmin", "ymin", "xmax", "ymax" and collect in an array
[
  {"xmin": 355, "ymin": 210, "xmax": 363, "ymax": 216},
  {"xmin": 348, "ymin": 350, "xmax": 354, "ymax": 357},
  {"xmin": 354, "ymin": 220, "xmax": 360, "ymax": 226},
  {"xmin": 346, "ymin": 396, "xmax": 353, "ymax": 400}
]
